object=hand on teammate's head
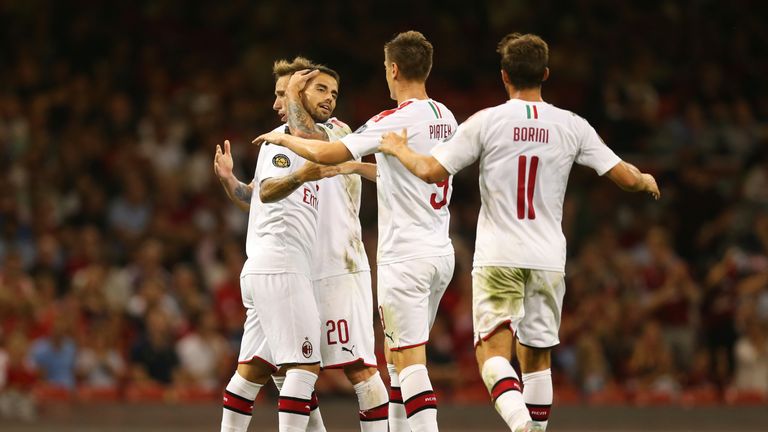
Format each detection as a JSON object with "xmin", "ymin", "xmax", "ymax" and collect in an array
[{"xmin": 287, "ymin": 69, "xmax": 320, "ymax": 94}]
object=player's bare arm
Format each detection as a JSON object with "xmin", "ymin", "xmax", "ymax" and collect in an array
[
  {"xmin": 336, "ymin": 162, "xmax": 377, "ymax": 182},
  {"xmin": 260, "ymin": 161, "xmax": 340, "ymax": 203},
  {"xmin": 214, "ymin": 139, "xmax": 253, "ymax": 211},
  {"xmin": 379, "ymin": 129, "xmax": 450, "ymax": 184},
  {"xmin": 286, "ymin": 69, "xmax": 330, "ymax": 140},
  {"xmin": 252, "ymin": 133, "xmax": 353, "ymax": 165},
  {"xmin": 605, "ymin": 161, "xmax": 661, "ymax": 199}
]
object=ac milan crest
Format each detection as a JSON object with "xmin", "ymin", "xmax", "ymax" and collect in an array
[{"xmin": 302, "ymin": 338, "xmax": 313, "ymax": 358}]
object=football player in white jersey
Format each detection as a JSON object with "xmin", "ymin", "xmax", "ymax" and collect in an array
[
  {"xmin": 378, "ymin": 33, "xmax": 660, "ymax": 432},
  {"xmin": 253, "ymin": 31, "xmax": 458, "ymax": 432},
  {"xmin": 215, "ymin": 57, "xmax": 344, "ymax": 432},
  {"xmin": 281, "ymin": 68, "xmax": 389, "ymax": 432}
]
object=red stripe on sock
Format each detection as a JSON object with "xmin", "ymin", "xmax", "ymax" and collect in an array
[
  {"xmin": 526, "ymin": 403, "xmax": 551, "ymax": 421},
  {"xmin": 278, "ymin": 396, "xmax": 311, "ymax": 415},
  {"xmin": 404, "ymin": 390, "xmax": 437, "ymax": 417},
  {"xmin": 389, "ymin": 386, "xmax": 403, "ymax": 403},
  {"xmin": 360, "ymin": 402, "xmax": 389, "ymax": 421},
  {"xmin": 491, "ymin": 377, "xmax": 522, "ymax": 401},
  {"xmin": 223, "ymin": 390, "xmax": 254, "ymax": 414},
  {"xmin": 310, "ymin": 392, "xmax": 319, "ymax": 410}
]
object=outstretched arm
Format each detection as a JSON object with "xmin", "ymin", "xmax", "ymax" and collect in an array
[
  {"xmin": 379, "ymin": 129, "xmax": 449, "ymax": 184},
  {"xmin": 252, "ymin": 133, "xmax": 352, "ymax": 165},
  {"xmin": 285, "ymin": 69, "xmax": 330, "ymax": 140},
  {"xmin": 337, "ymin": 162, "xmax": 377, "ymax": 183},
  {"xmin": 605, "ymin": 161, "xmax": 660, "ymax": 199},
  {"xmin": 214, "ymin": 140, "xmax": 253, "ymax": 212},
  {"xmin": 260, "ymin": 162, "xmax": 341, "ymax": 203}
]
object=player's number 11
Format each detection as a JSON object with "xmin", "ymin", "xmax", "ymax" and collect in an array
[{"xmin": 517, "ymin": 155, "xmax": 539, "ymax": 220}]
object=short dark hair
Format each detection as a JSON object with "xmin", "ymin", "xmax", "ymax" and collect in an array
[
  {"xmin": 384, "ymin": 31, "xmax": 433, "ymax": 82},
  {"xmin": 497, "ymin": 33, "xmax": 549, "ymax": 89},
  {"xmin": 272, "ymin": 57, "xmax": 340, "ymax": 85}
]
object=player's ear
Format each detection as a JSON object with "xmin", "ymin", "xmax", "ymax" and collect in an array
[
  {"xmin": 542, "ymin": 67, "xmax": 550, "ymax": 83},
  {"xmin": 500, "ymin": 69, "xmax": 511, "ymax": 86},
  {"xmin": 391, "ymin": 62, "xmax": 399, "ymax": 80}
]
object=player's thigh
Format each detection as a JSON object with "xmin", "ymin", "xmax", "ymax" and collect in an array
[
  {"xmin": 251, "ymin": 273, "xmax": 321, "ymax": 365},
  {"xmin": 427, "ymin": 254, "xmax": 455, "ymax": 330},
  {"xmin": 471, "ymin": 266, "xmax": 528, "ymax": 344},
  {"xmin": 314, "ymin": 272, "xmax": 376, "ymax": 368},
  {"xmin": 237, "ymin": 275, "xmax": 277, "ymax": 370},
  {"xmin": 516, "ymin": 270, "xmax": 565, "ymax": 348},
  {"xmin": 377, "ymin": 260, "xmax": 434, "ymax": 349}
]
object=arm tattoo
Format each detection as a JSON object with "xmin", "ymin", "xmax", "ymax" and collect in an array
[
  {"xmin": 287, "ymin": 99, "xmax": 329, "ymax": 140},
  {"xmin": 234, "ymin": 182, "xmax": 252, "ymax": 204}
]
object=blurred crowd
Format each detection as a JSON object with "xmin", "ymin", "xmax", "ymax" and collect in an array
[{"xmin": 1, "ymin": 0, "xmax": 767, "ymax": 416}]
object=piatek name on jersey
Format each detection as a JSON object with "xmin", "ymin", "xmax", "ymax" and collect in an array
[{"xmin": 429, "ymin": 123, "xmax": 452, "ymax": 140}]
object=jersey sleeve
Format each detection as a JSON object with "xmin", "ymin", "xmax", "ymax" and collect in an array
[
  {"xmin": 319, "ymin": 118, "xmax": 352, "ymax": 142},
  {"xmin": 430, "ymin": 109, "xmax": 487, "ymax": 174},
  {"xmin": 340, "ymin": 112, "xmax": 406, "ymax": 159},
  {"xmin": 575, "ymin": 121, "xmax": 622, "ymax": 176},
  {"xmin": 256, "ymin": 143, "xmax": 303, "ymax": 183}
]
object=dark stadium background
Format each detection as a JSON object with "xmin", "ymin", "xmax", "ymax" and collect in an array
[{"xmin": 0, "ymin": 0, "xmax": 766, "ymax": 430}]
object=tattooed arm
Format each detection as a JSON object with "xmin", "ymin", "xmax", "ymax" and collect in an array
[
  {"xmin": 214, "ymin": 140, "xmax": 253, "ymax": 211},
  {"xmin": 285, "ymin": 70, "xmax": 329, "ymax": 140}
]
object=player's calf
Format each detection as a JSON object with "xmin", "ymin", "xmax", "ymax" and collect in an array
[{"xmin": 221, "ymin": 363, "xmax": 272, "ymax": 432}]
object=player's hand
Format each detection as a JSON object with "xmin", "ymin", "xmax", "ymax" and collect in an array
[
  {"xmin": 287, "ymin": 69, "xmax": 320, "ymax": 95},
  {"xmin": 214, "ymin": 140, "xmax": 235, "ymax": 180},
  {"xmin": 252, "ymin": 132, "xmax": 286, "ymax": 147},
  {"xmin": 298, "ymin": 161, "xmax": 340, "ymax": 181},
  {"xmin": 642, "ymin": 173, "xmax": 660, "ymax": 200},
  {"xmin": 379, "ymin": 128, "xmax": 408, "ymax": 155}
]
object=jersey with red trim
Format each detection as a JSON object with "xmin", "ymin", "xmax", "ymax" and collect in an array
[
  {"xmin": 341, "ymin": 99, "xmax": 457, "ymax": 264},
  {"xmin": 431, "ymin": 99, "xmax": 622, "ymax": 272},
  {"xmin": 311, "ymin": 118, "xmax": 371, "ymax": 280},
  {"xmin": 241, "ymin": 124, "xmax": 319, "ymax": 277}
]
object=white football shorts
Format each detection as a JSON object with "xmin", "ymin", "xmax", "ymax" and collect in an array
[
  {"xmin": 472, "ymin": 266, "xmax": 565, "ymax": 348},
  {"xmin": 377, "ymin": 255, "xmax": 455, "ymax": 351},
  {"xmin": 239, "ymin": 273, "xmax": 321, "ymax": 366},
  {"xmin": 313, "ymin": 271, "xmax": 377, "ymax": 369}
]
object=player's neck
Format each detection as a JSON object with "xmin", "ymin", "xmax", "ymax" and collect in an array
[
  {"xmin": 506, "ymin": 85, "xmax": 543, "ymax": 102},
  {"xmin": 394, "ymin": 81, "xmax": 428, "ymax": 105}
]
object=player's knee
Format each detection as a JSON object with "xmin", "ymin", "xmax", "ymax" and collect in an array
[
  {"xmin": 285, "ymin": 363, "xmax": 321, "ymax": 375},
  {"xmin": 236, "ymin": 362, "xmax": 273, "ymax": 385},
  {"xmin": 516, "ymin": 345, "xmax": 551, "ymax": 373},
  {"xmin": 343, "ymin": 363, "xmax": 376, "ymax": 385}
]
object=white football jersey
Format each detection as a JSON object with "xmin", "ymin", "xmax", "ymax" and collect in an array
[
  {"xmin": 341, "ymin": 99, "xmax": 457, "ymax": 264},
  {"xmin": 432, "ymin": 99, "xmax": 622, "ymax": 272},
  {"xmin": 241, "ymin": 124, "xmax": 320, "ymax": 277},
  {"xmin": 312, "ymin": 118, "xmax": 371, "ymax": 280}
]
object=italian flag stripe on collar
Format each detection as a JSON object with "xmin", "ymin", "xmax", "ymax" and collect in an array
[
  {"xmin": 427, "ymin": 100, "xmax": 442, "ymax": 119},
  {"xmin": 526, "ymin": 105, "xmax": 539, "ymax": 119}
]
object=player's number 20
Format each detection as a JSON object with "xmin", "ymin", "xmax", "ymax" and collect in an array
[{"xmin": 326, "ymin": 319, "xmax": 349, "ymax": 345}]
